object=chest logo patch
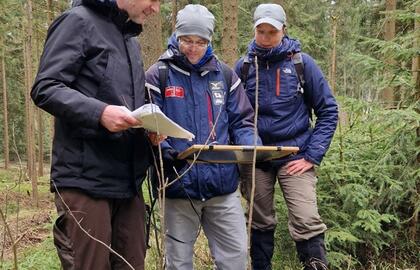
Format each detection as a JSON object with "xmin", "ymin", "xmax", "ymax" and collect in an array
[
  {"xmin": 165, "ymin": 86, "xmax": 185, "ymax": 98},
  {"xmin": 210, "ymin": 81, "xmax": 223, "ymax": 90},
  {"xmin": 283, "ymin": 68, "xmax": 292, "ymax": 74},
  {"xmin": 209, "ymin": 81, "xmax": 225, "ymax": 105},
  {"xmin": 212, "ymin": 91, "xmax": 225, "ymax": 105}
]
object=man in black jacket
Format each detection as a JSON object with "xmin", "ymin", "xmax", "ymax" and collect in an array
[{"xmin": 31, "ymin": 0, "xmax": 159, "ymax": 269}]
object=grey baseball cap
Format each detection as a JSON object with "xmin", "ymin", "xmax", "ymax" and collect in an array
[
  {"xmin": 175, "ymin": 4, "xmax": 215, "ymax": 41},
  {"xmin": 254, "ymin": 4, "xmax": 286, "ymax": 30}
]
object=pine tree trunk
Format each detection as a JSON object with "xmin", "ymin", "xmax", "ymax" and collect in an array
[
  {"xmin": 382, "ymin": 0, "xmax": 397, "ymax": 107},
  {"xmin": 139, "ymin": 13, "xmax": 163, "ymax": 70},
  {"xmin": 343, "ymin": 65, "xmax": 348, "ymax": 96},
  {"xmin": 171, "ymin": 0, "xmax": 177, "ymax": 31},
  {"xmin": 221, "ymin": 0, "xmax": 238, "ymax": 67},
  {"xmin": 36, "ymin": 33, "xmax": 44, "ymax": 177},
  {"xmin": 37, "ymin": 111, "xmax": 44, "ymax": 176},
  {"xmin": 413, "ymin": 6, "xmax": 420, "ymax": 99},
  {"xmin": 330, "ymin": 16, "xmax": 338, "ymax": 95},
  {"xmin": 24, "ymin": 0, "xmax": 39, "ymax": 207},
  {"xmin": 1, "ymin": 45, "xmax": 9, "ymax": 170},
  {"xmin": 46, "ymin": 0, "xmax": 53, "ymax": 23},
  {"xmin": 172, "ymin": 0, "xmax": 191, "ymax": 31},
  {"xmin": 47, "ymin": 0, "xmax": 54, "ymax": 169},
  {"xmin": 410, "ymin": 4, "xmax": 419, "ymax": 243}
]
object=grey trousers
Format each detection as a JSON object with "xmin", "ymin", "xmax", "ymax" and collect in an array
[
  {"xmin": 240, "ymin": 166, "xmax": 327, "ymax": 241},
  {"xmin": 164, "ymin": 191, "xmax": 247, "ymax": 270}
]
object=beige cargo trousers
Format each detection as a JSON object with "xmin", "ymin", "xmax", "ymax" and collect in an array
[{"xmin": 240, "ymin": 166, "xmax": 327, "ymax": 241}]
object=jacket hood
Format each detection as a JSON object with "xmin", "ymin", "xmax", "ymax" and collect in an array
[
  {"xmin": 158, "ymin": 33, "xmax": 185, "ymax": 63},
  {"xmin": 73, "ymin": 0, "xmax": 142, "ymax": 36},
  {"xmin": 247, "ymin": 36, "xmax": 301, "ymax": 62}
]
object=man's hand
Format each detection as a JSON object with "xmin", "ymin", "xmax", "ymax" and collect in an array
[
  {"xmin": 100, "ymin": 105, "xmax": 142, "ymax": 132},
  {"xmin": 148, "ymin": 132, "xmax": 167, "ymax": 146},
  {"xmin": 285, "ymin": 158, "xmax": 314, "ymax": 176}
]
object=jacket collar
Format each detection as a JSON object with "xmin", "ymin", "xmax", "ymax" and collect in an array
[{"xmin": 247, "ymin": 36, "xmax": 301, "ymax": 63}]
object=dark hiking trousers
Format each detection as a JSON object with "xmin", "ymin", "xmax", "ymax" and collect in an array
[{"xmin": 53, "ymin": 188, "xmax": 147, "ymax": 270}]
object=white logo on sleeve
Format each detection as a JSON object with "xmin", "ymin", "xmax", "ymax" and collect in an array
[{"xmin": 283, "ymin": 68, "xmax": 292, "ymax": 74}]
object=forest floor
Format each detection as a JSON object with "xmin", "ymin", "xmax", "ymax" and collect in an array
[
  {"xmin": 0, "ymin": 166, "xmax": 58, "ymax": 269},
  {"xmin": 0, "ymin": 165, "xmax": 417, "ymax": 270},
  {"xmin": 0, "ymin": 192, "xmax": 53, "ymax": 260}
]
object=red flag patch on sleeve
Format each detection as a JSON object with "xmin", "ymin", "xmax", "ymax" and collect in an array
[{"xmin": 165, "ymin": 86, "xmax": 185, "ymax": 98}]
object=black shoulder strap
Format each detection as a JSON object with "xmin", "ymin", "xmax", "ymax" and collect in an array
[
  {"xmin": 220, "ymin": 62, "xmax": 232, "ymax": 90},
  {"xmin": 292, "ymin": 52, "xmax": 305, "ymax": 90},
  {"xmin": 157, "ymin": 61, "xmax": 169, "ymax": 101},
  {"xmin": 219, "ymin": 62, "xmax": 234, "ymax": 104},
  {"xmin": 240, "ymin": 56, "xmax": 251, "ymax": 89},
  {"xmin": 292, "ymin": 52, "xmax": 313, "ymax": 119}
]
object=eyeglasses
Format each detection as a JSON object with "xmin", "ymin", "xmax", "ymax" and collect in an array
[{"xmin": 179, "ymin": 38, "xmax": 209, "ymax": 49}]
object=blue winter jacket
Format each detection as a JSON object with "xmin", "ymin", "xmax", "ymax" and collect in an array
[
  {"xmin": 234, "ymin": 37, "xmax": 338, "ymax": 166},
  {"xmin": 146, "ymin": 36, "xmax": 260, "ymax": 200}
]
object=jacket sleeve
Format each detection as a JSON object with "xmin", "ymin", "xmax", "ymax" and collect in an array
[
  {"xmin": 302, "ymin": 53, "xmax": 338, "ymax": 165},
  {"xmin": 226, "ymin": 69, "xmax": 262, "ymax": 146},
  {"xmin": 31, "ymin": 11, "xmax": 108, "ymax": 129},
  {"xmin": 145, "ymin": 63, "xmax": 172, "ymax": 151}
]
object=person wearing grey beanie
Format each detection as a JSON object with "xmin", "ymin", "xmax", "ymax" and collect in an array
[
  {"xmin": 236, "ymin": 3, "xmax": 337, "ymax": 270},
  {"xmin": 175, "ymin": 4, "xmax": 215, "ymax": 42},
  {"xmin": 145, "ymin": 3, "xmax": 259, "ymax": 270}
]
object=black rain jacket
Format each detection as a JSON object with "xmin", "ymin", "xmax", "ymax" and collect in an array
[{"xmin": 31, "ymin": 0, "xmax": 151, "ymax": 198}]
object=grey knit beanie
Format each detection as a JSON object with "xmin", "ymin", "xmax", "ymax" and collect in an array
[{"xmin": 175, "ymin": 4, "xmax": 215, "ymax": 41}]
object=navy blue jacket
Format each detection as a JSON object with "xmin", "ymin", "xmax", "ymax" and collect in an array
[
  {"xmin": 146, "ymin": 38, "xmax": 259, "ymax": 200},
  {"xmin": 235, "ymin": 37, "xmax": 338, "ymax": 166},
  {"xmin": 31, "ymin": 0, "xmax": 151, "ymax": 198}
]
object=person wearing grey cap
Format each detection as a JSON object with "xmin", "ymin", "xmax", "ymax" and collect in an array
[
  {"xmin": 146, "ymin": 4, "xmax": 260, "ymax": 270},
  {"xmin": 235, "ymin": 3, "xmax": 338, "ymax": 270}
]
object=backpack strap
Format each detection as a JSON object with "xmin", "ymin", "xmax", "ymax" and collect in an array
[
  {"xmin": 292, "ymin": 52, "xmax": 313, "ymax": 119},
  {"xmin": 221, "ymin": 63, "xmax": 232, "ymax": 89},
  {"xmin": 292, "ymin": 52, "xmax": 305, "ymax": 92},
  {"xmin": 157, "ymin": 61, "xmax": 169, "ymax": 101},
  {"xmin": 239, "ymin": 56, "xmax": 252, "ymax": 89},
  {"xmin": 220, "ymin": 62, "xmax": 233, "ymax": 102}
]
